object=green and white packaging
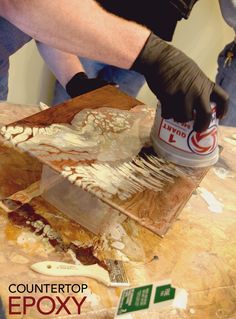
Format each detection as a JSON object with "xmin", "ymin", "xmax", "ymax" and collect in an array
[{"xmin": 115, "ymin": 280, "xmax": 188, "ymax": 318}]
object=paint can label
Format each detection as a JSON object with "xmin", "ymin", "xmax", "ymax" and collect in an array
[
  {"xmin": 151, "ymin": 103, "xmax": 219, "ymax": 167},
  {"xmin": 157, "ymin": 105, "xmax": 218, "ymax": 156}
]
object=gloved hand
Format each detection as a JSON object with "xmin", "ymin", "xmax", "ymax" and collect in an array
[
  {"xmin": 66, "ymin": 72, "xmax": 112, "ymax": 98},
  {"xmin": 132, "ymin": 33, "xmax": 229, "ymax": 132}
]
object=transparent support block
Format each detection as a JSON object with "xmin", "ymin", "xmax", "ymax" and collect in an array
[{"xmin": 40, "ymin": 165, "xmax": 119, "ymax": 235}]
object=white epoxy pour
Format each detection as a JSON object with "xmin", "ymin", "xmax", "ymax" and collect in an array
[
  {"xmin": 1, "ymin": 106, "xmax": 185, "ymax": 201},
  {"xmin": 1, "ymin": 106, "xmax": 152, "ymax": 163},
  {"xmin": 198, "ymin": 187, "xmax": 224, "ymax": 213},
  {"xmin": 68, "ymin": 249, "xmax": 82, "ymax": 265},
  {"xmin": 64, "ymin": 155, "xmax": 183, "ymax": 201},
  {"xmin": 224, "ymin": 136, "xmax": 236, "ymax": 146},
  {"xmin": 17, "ymin": 232, "xmax": 38, "ymax": 245},
  {"xmin": 111, "ymin": 241, "xmax": 125, "ymax": 250},
  {"xmin": 213, "ymin": 167, "xmax": 234, "ymax": 180}
]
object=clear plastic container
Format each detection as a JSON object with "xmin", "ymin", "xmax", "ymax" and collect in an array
[{"xmin": 40, "ymin": 165, "xmax": 119, "ymax": 235}]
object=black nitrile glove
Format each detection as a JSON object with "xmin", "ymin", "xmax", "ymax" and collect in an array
[
  {"xmin": 132, "ymin": 33, "xmax": 229, "ymax": 132},
  {"xmin": 66, "ymin": 72, "xmax": 112, "ymax": 98}
]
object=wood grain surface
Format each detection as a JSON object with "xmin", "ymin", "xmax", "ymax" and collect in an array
[
  {"xmin": 3, "ymin": 86, "xmax": 210, "ymax": 236},
  {"xmin": 0, "ymin": 104, "xmax": 235, "ymax": 318},
  {"xmin": 0, "ymin": 143, "xmax": 42, "ymax": 200},
  {"xmin": 9, "ymin": 85, "xmax": 140, "ymax": 127}
]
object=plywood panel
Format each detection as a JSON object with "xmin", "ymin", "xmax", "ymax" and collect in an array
[
  {"xmin": 0, "ymin": 103, "xmax": 236, "ymax": 318},
  {"xmin": 1, "ymin": 86, "xmax": 210, "ymax": 235}
]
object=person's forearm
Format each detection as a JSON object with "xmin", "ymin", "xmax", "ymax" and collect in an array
[
  {"xmin": 1, "ymin": 0, "xmax": 150, "ymax": 69},
  {"xmin": 36, "ymin": 42, "xmax": 84, "ymax": 88}
]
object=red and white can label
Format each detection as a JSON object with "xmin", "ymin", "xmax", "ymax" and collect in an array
[
  {"xmin": 157, "ymin": 108, "xmax": 218, "ymax": 155},
  {"xmin": 187, "ymin": 125, "xmax": 218, "ymax": 155}
]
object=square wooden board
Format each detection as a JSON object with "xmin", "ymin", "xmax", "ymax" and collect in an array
[{"xmin": 2, "ymin": 86, "xmax": 209, "ymax": 236}]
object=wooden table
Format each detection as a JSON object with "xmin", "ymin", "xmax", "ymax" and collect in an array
[{"xmin": 0, "ymin": 101, "xmax": 236, "ymax": 319}]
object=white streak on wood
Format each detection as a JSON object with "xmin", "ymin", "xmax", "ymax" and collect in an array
[
  {"xmin": 198, "ymin": 187, "xmax": 224, "ymax": 213},
  {"xmin": 63, "ymin": 155, "xmax": 183, "ymax": 200}
]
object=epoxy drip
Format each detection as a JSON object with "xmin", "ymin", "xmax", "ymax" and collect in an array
[{"xmin": 8, "ymin": 203, "xmax": 106, "ymax": 268}]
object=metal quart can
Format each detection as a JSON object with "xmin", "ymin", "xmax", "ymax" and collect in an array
[{"xmin": 151, "ymin": 103, "xmax": 219, "ymax": 167}]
